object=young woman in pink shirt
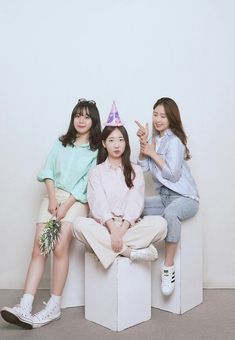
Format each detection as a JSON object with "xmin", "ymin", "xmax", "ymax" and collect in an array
[{"xmin": 73, "ymin": 103, "xmax": 167, "ymax": 268}]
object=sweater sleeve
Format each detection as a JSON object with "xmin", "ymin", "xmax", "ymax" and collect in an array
[{"xmin": 37, "ymin": 139, "xmax": 61, "ymax": 182}]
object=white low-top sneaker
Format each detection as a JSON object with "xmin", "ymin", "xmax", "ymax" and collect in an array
[
  {"xmin": 161, "ymin": 264, "xmax": 175, "ymax": 296},
  {"xmin": 1, "ymin": 302, "xmax": 33, "ymax": 329},
  {"xmin": 33, "ymin": 300, "xmax": 61, "ymax": 328},
  {"xmin": 130, "ymin": 244, "xmax": 158, "ymax": 262}
]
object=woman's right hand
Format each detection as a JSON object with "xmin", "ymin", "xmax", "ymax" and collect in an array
[
  {"xmin": 48, "ymin": 198, "xmax": 59, "ymax": 217},
  {"xmin": 110, "ymin": 229, "xmax": 123, "ymax": 253},
  {"xmin": 135, "ymin": 120, "xmax": 149, "ymax": 143}
]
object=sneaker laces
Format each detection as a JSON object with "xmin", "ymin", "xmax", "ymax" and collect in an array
[
  {"xmin": 13, "ymin": 302, "xmax": 32, "ymax": 317},
  {"xmin": 161, "ymin": 268, "xmax": 175, "ymax": 284},
  {"xmin": 33, "ymin": 301, "xmax": 59, "ymax": 321},
  {"xmin": 161, "ymin": 269, "xmax": 170, "ymax": 284}
]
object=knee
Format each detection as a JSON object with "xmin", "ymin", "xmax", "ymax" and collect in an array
[
  {"xmin": 53, "ymin": 242, "xmax": 68, "ymax": 259},
  {"xmin": 143, "ymin": 215, "xmax": 167, "ymax": 239},
  {"xmin": 156, "ymin": 216, "xmax": 167, "ymax": 239},
  {"xmin": 163, "ymin": 208, "xmax": 179, "ymax": 224},
  {"xmin": 150, "ymin": 216, "xmax": 168, "ymax": 241},
  {"xmin": 73, "ymin": 217, "xmax": 87, "ymax": 238},
  {"xmin": 151, "ymin": 216, "xmax": 167, "ymax": 233}
]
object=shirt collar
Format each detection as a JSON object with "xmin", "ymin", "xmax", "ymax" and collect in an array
[
  {"xmin": 156, "ymin": 129, "xmax": 173, "ymax": 138},
  {"xmin": 104, "ymin": 158, "xmax": 123, "ymax": 170},
  {"xmin": 165, "ymin": 129, "xmax": 173, "ymax": 136},
  {"xmin": 73, "ymin": 142, "xmax": 90, "ymax": 148}
]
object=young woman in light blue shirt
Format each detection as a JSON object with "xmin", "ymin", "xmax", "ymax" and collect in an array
[
  {"xmin": 136, "ymin": 97, "xmax": 199, "ymax": 296},
  {"xmin": 1, "ymin": 99, "xmax": 102, "ymax": 329}
]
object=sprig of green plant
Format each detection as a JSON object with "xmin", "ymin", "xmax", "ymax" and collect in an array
[{"xmin": 39, "ymin": 219, "xmax": 62, "ymax": 256}]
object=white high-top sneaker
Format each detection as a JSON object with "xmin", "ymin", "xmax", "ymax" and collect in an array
[
  {"xmin": 33, "ymin": 299, "xmax": 61, "ymax": 328},
  {"xmin": 130, "ymin": 244, "xmax": 158, "ymax": 262},
  {"xmin": 1, "ymin": 299, "xmax": 33, "ymax": 329},
  {"xmin": 161, "ymin": 264, "xmax": 175, "ymax": 296}
]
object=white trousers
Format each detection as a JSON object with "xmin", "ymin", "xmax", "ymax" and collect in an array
[{"xmin": 73, "ymin": 216, "xmax": 167, "ymax": 269}]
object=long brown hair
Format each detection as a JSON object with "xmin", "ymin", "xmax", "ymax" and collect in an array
[
  {"xmin": 59, "ymin": 100, "xmax": 102, "ymax": 150},
  {"xmin": 97, "ymin": 126, "xmax": 136, "ymax": 188},
  {"xmin": 153, "ymin": 97, "xmax": 191, "ymax": 160}
]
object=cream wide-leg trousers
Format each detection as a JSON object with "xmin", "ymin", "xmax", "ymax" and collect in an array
[{"xmin": 73, "ymin": 215, "xmax": 167, "ymax": 269}]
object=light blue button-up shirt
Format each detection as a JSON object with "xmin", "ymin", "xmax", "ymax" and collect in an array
[
  {"xmin": 37, "ymin": 139, "xmax": 98, "ymax": 203},
  {"xmin": 137, "ymin": 129, "xmax": 199, "ymax": 201}
]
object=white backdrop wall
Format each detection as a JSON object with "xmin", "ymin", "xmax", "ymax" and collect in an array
[{"xmin": 0, "ymin": 0, "xmax": 234, "ymax": 288}]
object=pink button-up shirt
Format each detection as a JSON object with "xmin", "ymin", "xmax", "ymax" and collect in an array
[{"xmin": 87, "ymin": 159, "xmax": 145, "ymax": 225}]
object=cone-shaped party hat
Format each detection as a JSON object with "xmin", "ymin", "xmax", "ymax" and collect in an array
[{"xmin": 105, "ymin": 101, "xmax": 123, "ymax": 126}]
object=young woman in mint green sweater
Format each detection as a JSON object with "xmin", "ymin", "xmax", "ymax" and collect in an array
[{"xmin": 1, "ymin": 99, "xmax": 101, "ymax": 329}]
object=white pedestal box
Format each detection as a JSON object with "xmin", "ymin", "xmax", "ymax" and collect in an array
[
  {"xmin": 85, "ymin": 253, "xmax": 151, "ymax": 331},
  {"xmin": 60, "ymin": 240, "xmax": 85, "ymax": 308},
  {"xmin": 152, "ymin": 213, "xmax": 203, "ymax": 314}
]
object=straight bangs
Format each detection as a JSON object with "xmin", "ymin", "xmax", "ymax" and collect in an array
[
  {"xmin": 97, "ymin": 126, "xmax": 135, "ymax": 188},
  {"xmin": 60, "ymin": 101, "xmax": 102, "ymax": 150}
]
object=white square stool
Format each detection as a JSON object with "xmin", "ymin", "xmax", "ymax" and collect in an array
[
  {"xmin": 85, "ymin": 253, "xmax": 151, "ymax": 331},
  {"xmin": 151, "ymin": 213, "xmax": 203, "ymax": 314},
  {"xmin": 60, "ymin": 239, "xmax": 85, "ymax": 308}
]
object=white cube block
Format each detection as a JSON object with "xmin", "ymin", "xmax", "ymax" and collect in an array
[
  {"xmin": 85, "ymin": 253, "xmax": 151, "ymax": 331},
  {"xmin": 151, "ymin": 213, "xmax": 203, "ymax": 314},
  {"xmin": 60, "ymin": 240, "xmax": 85, "ymax": 308}
]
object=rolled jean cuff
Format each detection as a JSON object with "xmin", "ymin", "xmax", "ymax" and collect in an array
[{"xmin": 165, "ymin": 235, "xmax": 180, "ymax": 243}]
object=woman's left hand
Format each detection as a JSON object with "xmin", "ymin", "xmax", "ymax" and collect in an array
[
  {"xmin": 140, "ymin": 141, "xmax": 155, "ymax": 157},
  {"xmin": 110, "ymin": 229, "xmax": 123, "ymax": 253},
  {"xmin": 56, "ymin": 203, "xmax": 68, "ymax": 221}
]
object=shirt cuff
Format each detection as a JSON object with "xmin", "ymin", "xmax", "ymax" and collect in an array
[
  {"xmin": 137, "ymin": 158, "xmax": 149, "ymax": 172},
  {"xmin": 37, "ymin": 170, "xmax": 54, "ymax": 182},
  {"xmin": 137, "ymin": 158, "xmax": 147, "ymax": 165},
  {"xmin": 101, "ymin": 212, "xmax": 114, "ymax": 225},
  {"xmin": 123, "ymin": 216, "xmax": 136, "ymax": 226}
]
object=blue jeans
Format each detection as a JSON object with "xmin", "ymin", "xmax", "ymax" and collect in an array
[{"xmin": 143, "ymin": 186, "xmax": 199, "ymax": 243}]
